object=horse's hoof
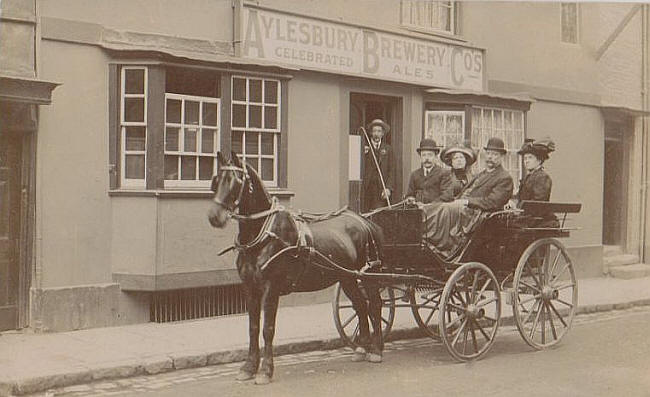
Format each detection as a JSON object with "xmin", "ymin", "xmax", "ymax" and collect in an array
[
  {"xmin": 367, "ymin": 353, "xmax": 383, "ymax": 363},
  {"xmin": 236, "ymin": 371, "xmax": 255, "ymax": 381},
  {"xmin": 254, "ymin": 373, "xmax": 271, "ymax": 385},
  {"xmin": 351, "ymin": 347, "xmax": 367, "ymax": 362}
]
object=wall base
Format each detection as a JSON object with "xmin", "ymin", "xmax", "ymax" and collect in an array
[{"xmin": 30, "ymin": 283, "xmax": 150, "ymax": 332}]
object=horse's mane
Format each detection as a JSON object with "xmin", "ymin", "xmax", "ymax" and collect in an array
[{"xmin": 242, "ymin": 159, "xmax": 272, "ymax": 206}]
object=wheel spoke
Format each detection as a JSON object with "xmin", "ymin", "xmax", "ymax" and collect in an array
[
  {"xmin": 547, "ymin": 301, "xmax": 568, "ymax": 328},
  {"xmin": 520, "ymin": 279, "xmax": 541, "ymax": 293},
  {"xmin": 522, "ymin": 300, "xmax": 541, "ymax": 325},
  {"xmin": 351, "ymin": 324, "xmax": 360, "ymax": 341},
  {"xmin": 471, "ymin": 270, "xmax": 480, "ymax": 303},
  {"xmin": 451, "ymin": 318, "xmax": 468, "ymax": 346},
  {"xmin": 424, "ymin": 307, "xmax": 436, "ymax": 325},
  {"xmin": 381, "ymin": 316, "xmax": 390, "ymax": 326},
  {"xmin": 448, "ymin": 302, "xmax": 466, "ymax": 313},
  {"xmin": 470, "ymin": 322, "xmax": 479, "ymax": 353},
  {"xmin": 478, "ymin": 278, "xmax": 491, "ymax": 298},
  {"xmin": 551, "ymin": 282, "xmax": 575, "ymax": 291},
  {"xmin": 518, "ymin": 294, "xmax": 541, "ymax": 306},
  {"xmin": 541, "ymin": 301, "xmax": 546, "ymax": 344},
  {"xmin": 446, "ymin": 313, "xmax": 466, "ymax": 329},
  {"xmin": 462, "ymin": 322, "xmax": 470, "ymax": 354},
  {"xmin": 548, "ymin": 248, "xmax": 562, "ymax": 278},
  {"xmin": 551, "ymin": 262, "xmax": 571, "ymax": 284},
  {"xmin": 476, "ymin": 296, "xmax": 498, "ymax": 308},
  {"xmin": 338, "ymin": 304, "xmax": 354, "ymax": 309},
  {"xmin": 545, "ymin": 302, "xmax": 558, "ymax": 341},
  {"xmin": 555, "ymin": 298, "xmax": 574, "ymax": 308},
  {"xmin": 529, "ymin": 302, "xmax": 543, "ymax": 339},
  {"xmin": 452, "ymin": 290, "xmax": 467, "ymax": 306},
  {"xmin": 341, "ymin": 312, "xmax": 358, "ymax": 329},
  {"xmin": 524, "ymin": 265, "xmax": 543, "ymax": 289},
  {"xmin": 474, "ymin": 318, "xmax": 492, "ymax": 342}
]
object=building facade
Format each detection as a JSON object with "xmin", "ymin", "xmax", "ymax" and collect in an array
[{"xmin": 1, "ymin": 0, "xmax": 648, "ymax": 332}]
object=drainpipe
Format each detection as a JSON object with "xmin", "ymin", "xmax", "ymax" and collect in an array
[{"xmin": 641, "ymin": 4, "xmax": 649, "ymax": 262}]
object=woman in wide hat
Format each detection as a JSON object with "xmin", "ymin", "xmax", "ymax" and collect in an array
[
  {"xmin": 513, "ymin": 137, "xmax": 555, "ymax": 203},
  {"xmin": 439, "ymin": 144, "xmax": 477, "ymax": 197}
]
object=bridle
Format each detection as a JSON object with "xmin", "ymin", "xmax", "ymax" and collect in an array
[{"xmin": 212, "ymin": 163, "xmax": 253, "ymax": 216}]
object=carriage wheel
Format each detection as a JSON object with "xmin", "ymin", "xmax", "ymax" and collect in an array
[
  {"xmin": 332, "ymin": 282, "xmax": 396, "ymax": 348},
  {"xmin": 410, "ymin": 283, "xmax": 444, "ymax": 341},
  {"xmin": 513, "ymin": 238, "xmax": 578, "ymax": 350},
  {"xmin": 439, "ymin": 262, "xmax": 501, "ymax": 362}
]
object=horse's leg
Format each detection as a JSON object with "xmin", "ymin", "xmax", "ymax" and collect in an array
[
  {"xmin": 255, "ymin": 281, "xmax": 280, "ymax": 385},
  {"xmin": 340, "ymin": 279, "xmax": 371, "ymax": 362},
  {"xmin": 365, "ymin": 283, "xmax": 384, "ymax": 363},
  {"xmin": 237, "ymin": 282, "xmax": 261, "ymax": 381}
]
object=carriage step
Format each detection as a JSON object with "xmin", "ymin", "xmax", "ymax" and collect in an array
[
  {"xmin": 603, "ymin": 254, "xmax": 639, "ymax": 274},
  {"xmin": 609, "ymin": 263, "xmax": 650, "ymax": 279}
]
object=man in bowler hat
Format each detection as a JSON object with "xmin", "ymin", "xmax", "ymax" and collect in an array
[
  {"xmin": 362, "ymin": 119, "xmax": 394, "ymax": 212},
  {"xmin": 406, "ymin": 138, "xmax": 453, "ymax": 204}
]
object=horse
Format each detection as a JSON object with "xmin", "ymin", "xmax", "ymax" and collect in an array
[{"xmin": 207, "ymin": 152, "xmax": 385, "ymax": 385}]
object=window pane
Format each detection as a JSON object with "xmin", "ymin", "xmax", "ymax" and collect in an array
[
  {"xmin": 264, "ymin": 106, "xmax": 277, "ymax": 129},
  {"xmin": 184, "ymin": 127, "xmax": 198, "ymax": 152},
  {"xmin": 246, "ymin": 156, "xmax": 259, "ymax": 173},
  {"xmin": 261, "ymin": 158, "xmax": 274, "ymax": 181},
  {"xmin": 165, "ymin": 127, "xmax": 179, "ymax": 151},
  {"xmin": 202, "ymin": 102, "xmax": 218, "ymax": 126},
  {"xmin": 124, "ymin": 98, "xmax": 144, "ymax": 122},
  {"xmin": 446, "ymin": 114, "xmax": 463, "ymax": 144},
  {"xmin": 250, "ymin": 79, "xmax": 262, "ymax": 103},
  {"xmin": 232, "ymin": 130, "xmax": 243, "ymax": 154},
  {"xmin": 245, "ymin": 132, "xmax": 259, "ymax": 154},
  {"xmin": 124, "ymin": 69, "xmax": 144, "ymax": 94},
  {"xmin": 201, "ymin": 129, "xmax": 215, "ymax": 153},
  {"xmin": 164, "ymin": 155, "xmax": 179, "ymax": 180},
  {"xmin": 125, "ymin": 126, "xmax": 146, "ymax": 151},
  {"xmin": 261, "ymin": 133, "xmax": 274, "ymax": 155},
  {"xmin": 166, "ymin": 99, "xmax": 181, "ymax": 123},
  {"xmin": 184, "ymin": 101, "xmax": 199, "ymax": 125},
  {"xmin": 233, "ymin": 78, "xmax": 246, "ymax": 101},
  {"xmin": 264, "ymin": 80, "xmax": 278, "ymax": 104},
  {"xmin": 249, "ymin": 105, "xmax": 262, "ymax": 128},
  {"xmin": 181, "ymin": 156, "xmax": 197, "ymax": 180},
  {"xmin": 232, "ymin": 104, "xmax": 246, "ymax": 128},
  {"xmin": 125, "ymin": 155, "xmax": 145, "ymax": 179},
  {"xmin": 199, "ymin": 157, "xmax": 214, "ymax": 180},
  {"xmin": 514, "ymin": 112, "xmax": 523, "ymax": 130},
  {"xmin": 427, "ymin": 113, "xmax": 444, "ymax": 139}
]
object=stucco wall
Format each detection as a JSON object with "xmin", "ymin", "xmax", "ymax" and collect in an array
[
  {"xmin": 37, "ymin": 40, "xmax": 113, "ymax": 288},
  {"xmin": 39, "ymin": 0, "xmax": 233, "ymax": 44},
  {"xmin": 0, "ymin": 0, "xmax": 36, "ymax": 77}
]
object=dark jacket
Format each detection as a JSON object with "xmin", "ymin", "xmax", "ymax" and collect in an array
[
  {"xmin": 362, "ymin": 141, "xmax": 394, "ymax": 211},
  {"xmin": 458, "ymin": 165, "xmax": 514, "ymax": 211},
  {"xmin": 406, "ymin": 166, "xmax": 453, "ymax": 204},
  {"xmin": 449, "ymin": 168, "xmax": 472, "ymax": 197},
  {"xmin": 516, "ymin": 167, "xmax": 552, "ymax": 202}
]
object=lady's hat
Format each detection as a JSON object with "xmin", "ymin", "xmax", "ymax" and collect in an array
[
  {"xmin": 366, "ymin": 119, "xmax": 390, "ymax": 134},
  {"xmin": 483, "ymin": 137, "xmax": 507, "ymax": 154},
  {"xmin": 440, "ymin": 145, "xmax": 477, "ymax": 167},
  {"xmin": 416, "ymin": 138, "xmax": 441, "ymax": 153},
  {"xmin": 518, "ymin": 137, "xmax": 556, "ymax": 160}
]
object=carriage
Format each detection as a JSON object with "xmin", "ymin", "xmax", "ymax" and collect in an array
[{"xmin": 332, "ymin": 200, "xmax": 581, "ymax": 361}]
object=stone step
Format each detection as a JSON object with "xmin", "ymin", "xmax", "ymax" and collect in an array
[
  {"xmin": 603, "ymin": 245, "xmax": 623, "ymax": 258},
  {"xmin": 609, "ymin": 263, "xmax": 650, "ymax": 279},
  {"xmin": 603, "ymin": 254, "xmax": 640, "ymax": 273}
]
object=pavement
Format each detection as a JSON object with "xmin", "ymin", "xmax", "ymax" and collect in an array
[{"xmin": 1, "ymin": 275, "xmax": 650, "ymax": 396}]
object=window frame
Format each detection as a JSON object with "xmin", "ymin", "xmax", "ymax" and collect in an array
[
  {"xmin": 109, "ymin": 63, "xmax": 290, "ymax": 192},
  {"xmin": 400, "ymin": 0, "xmax": 457, "ymax": 36},
  {"xmin": 163, "ymin": 93, "xmax": 221, "ymax": 189},
  {"xmin": 119, "ymin": 66, "xmax": 148, "ymax": 189},
  {"xmin": 230, "ymin": 75, "xmax": 282, "ymax": 188},
  {"xmin": 424, "ymin": 110, "xmax": 465, "ymax": 148}
]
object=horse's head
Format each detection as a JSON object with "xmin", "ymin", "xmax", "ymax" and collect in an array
[{"xmin": 208, "ymin": 152, "xmax": 250, "ymax": 228}]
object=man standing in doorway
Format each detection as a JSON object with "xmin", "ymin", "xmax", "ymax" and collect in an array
[{"xmin": 362, "ymin": 119, "xmax": 394, "ymax": 212}]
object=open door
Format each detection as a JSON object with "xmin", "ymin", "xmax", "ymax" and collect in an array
[{"xmin": 348, "ymin": 93, "xmax": 401, "ymax": 213}]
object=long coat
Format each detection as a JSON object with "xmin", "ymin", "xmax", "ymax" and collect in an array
[
  {"xmin": 406, "ymin": 166, "xmax": 453, "ymax": 203},
  {"xmin": 516, "ymin": 167, "xmax": 552, "ymax": 201},
  {"xmin": 458, "ymin": 165, "xmax": 513, "ymax": 211},
  {"xmin": 362, "ymin": 141, "xmax": 394, "ymax": 212}
]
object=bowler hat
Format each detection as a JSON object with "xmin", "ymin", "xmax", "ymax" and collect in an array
[
  {"xmin": 416, "ymin": 138, "xmax": 441, "ymax": 153},
  {"xmin": 440, "ymin": 145, "xmax": 477, "ymax": 167},
  {"xmin": 518, "ymin": 137, "xmax": 556, "ymax": 160},
  {"xmin": 483, "ymin": 137, "xmax": 507, "ymax": 154},
  {"xmin": 367, "ymin": 119, "xmax": 390, "ymax": 134}
]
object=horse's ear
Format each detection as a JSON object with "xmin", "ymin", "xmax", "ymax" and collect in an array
[
  {"xmin": 216, "ymin": 151, "xmax": 225, "ymax": 167},
  {"xmin": 231, "ymin": 151, "xmax": 242, "ymax": 167}
]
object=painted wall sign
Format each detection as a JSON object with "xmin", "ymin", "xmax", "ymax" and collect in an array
[{"xmin": 241, "ymin": 7, "xmax": 484, "ymax": 91}]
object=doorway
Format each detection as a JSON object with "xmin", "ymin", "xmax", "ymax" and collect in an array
[
  {"xmin": 0, "ymin": 130, "xmax": 22, "ymax": 331},
  {"xmin": 348, "ymin": 93, "xmax": 401, "ymax": 213},
  {"xmin": 602, "ymin": 121, "xmax": 629, "ymax": 246}
]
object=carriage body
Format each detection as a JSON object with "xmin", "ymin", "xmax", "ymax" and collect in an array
[{"xmin": 334, "ymin": 200, "xmax": 581, "ymax": 361}]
